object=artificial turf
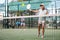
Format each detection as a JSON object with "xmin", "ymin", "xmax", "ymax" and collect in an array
[{"xmin": 0, "ymin": 29, "xmax": 60, "ymax": 40}]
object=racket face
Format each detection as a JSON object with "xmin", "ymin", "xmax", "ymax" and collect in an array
[{"xmin": 26, "ymin": 4, "xmax": 31, "ymax": 9}]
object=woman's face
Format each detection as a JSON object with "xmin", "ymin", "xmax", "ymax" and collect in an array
[{"xmin": 40, "ymin": 5, "xmax": 45, "ymax": 10}]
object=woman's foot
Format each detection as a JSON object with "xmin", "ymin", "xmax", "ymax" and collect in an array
[
  {"xmin": 41, "ymin": 35, "xmax": 44, "ymax": 38},
  {"xmin": 38, "ymin": 33, "xmax": 40, "ymax": 37}
]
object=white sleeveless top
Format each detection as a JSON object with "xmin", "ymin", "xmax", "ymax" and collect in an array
[
  {"xmin": 38, "ymin": 9, "xmax": 47, "ymax": 15},
  {"xmin": 38, "ymin": 9, "xmax": 47, "ymax": 21}
]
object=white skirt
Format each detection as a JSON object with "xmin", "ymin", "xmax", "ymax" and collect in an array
[{"xmin": 38, "ymin": 17, "xmax": 46, "ymax": 24}]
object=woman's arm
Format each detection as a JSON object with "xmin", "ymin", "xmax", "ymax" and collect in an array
[{"xmin": 31, "ymin": 10, "xmax": 39, "ymax": 13}]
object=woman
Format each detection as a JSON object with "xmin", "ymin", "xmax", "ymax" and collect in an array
[{"xmin": 31, "ymin": 3, "xmax": 48, "ymax": 38}]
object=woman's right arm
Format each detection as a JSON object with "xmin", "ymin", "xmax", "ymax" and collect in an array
[{"xmin": 31, "ymin": 10, "xmax": 39, "ymax": 13}]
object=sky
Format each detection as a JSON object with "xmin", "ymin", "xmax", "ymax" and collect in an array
[{"xmin": 0, "ymin": 0, "xmax": 5, "ymax": 4}]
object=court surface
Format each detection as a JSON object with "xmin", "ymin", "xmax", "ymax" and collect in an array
[{"xmin": 0, "ymin": 29, "xmax": 60, "ymax": 40}]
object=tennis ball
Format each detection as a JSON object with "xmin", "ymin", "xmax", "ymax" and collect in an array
[{"xmin": 21, "ymin": 3, "xmax": 25, "ymax": 6}]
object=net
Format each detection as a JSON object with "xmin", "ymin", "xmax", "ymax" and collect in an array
[
  {"xmin": 3, "ymin": 14, "xmax": 60, "ymax": 19},
  {"xmin": 2, "ymin": 14, "xmax": 60, "ymax": 28}
]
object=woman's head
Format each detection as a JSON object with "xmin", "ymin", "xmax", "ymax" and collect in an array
[{"xmin": 40, "ymin": 3, "xmax": 45, "ymax": 10}]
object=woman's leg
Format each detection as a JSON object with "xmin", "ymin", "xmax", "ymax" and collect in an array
[
  {"xmin": 42, "ymin": 22, "xmax": 45, "ymax": 38},
  {"xmin": 38, "ymin": 24, "xmax": 41, "ymax": 37}
]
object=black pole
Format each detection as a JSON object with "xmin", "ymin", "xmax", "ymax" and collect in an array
[
  {"xmin": 28, "ymin": 0, "xmax": 30, "ymax": 3},
  {"xmin": 3, "ymin": 0, "xmax": 8, "ymax": 28},
  {"xmin": 55, "ymin": 1, "xmax": 57, "ymax": 29},
  {"xmin": 5, "ymin": 0, "xmax": 9, "ymax": 28},
  {"xmin": 3, "ymin": 0, "xmax": 6, "ymax": 28},
  {"xmin": 6, "ymin": 0, "xmax": 9, "ymax": 28}
]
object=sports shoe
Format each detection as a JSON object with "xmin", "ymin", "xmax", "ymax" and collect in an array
[{"xmin": 41, "ymin": 35, "xmax": 44, "ymax": 38}]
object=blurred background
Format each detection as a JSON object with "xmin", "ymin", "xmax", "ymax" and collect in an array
[{"xmin": 0, "ymin": 0, "xmax": 60, "ymax": 29}]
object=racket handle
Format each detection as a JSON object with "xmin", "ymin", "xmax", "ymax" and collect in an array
[{"xmin": 29, "ymin": 9, "xmax": 32, "ymax": 11}]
